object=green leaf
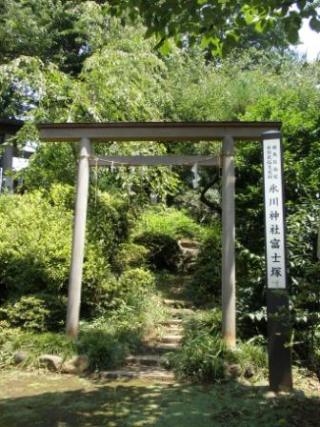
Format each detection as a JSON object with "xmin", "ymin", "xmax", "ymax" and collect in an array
[
  {"xmin": 286, "ymin": 27, "xmax": 299, "ymax": 44},
  {"xmin": 310, "ymin": 16, "xmax": 320, "ymax": 32},
  {"xmin": 200, "ymin": 35, "xmax": 215, "ymax": 49},
  {"xmin": 159, "ymin": 38, "xmax": 172, "ymax": 55},
  {"xmin": 242, "ymin": 5, "xmax": 257, "ymax": 25}
]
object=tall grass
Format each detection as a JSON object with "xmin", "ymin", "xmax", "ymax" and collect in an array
[
  {"xmin": 0, "ymin": 290, "xmax": 168, "ymax": 371},
  {"xmin": 170, "ymin": 310, "xmax": 268, "ymax": 382}
]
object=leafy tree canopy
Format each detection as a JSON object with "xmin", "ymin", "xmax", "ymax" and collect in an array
[
  {"xmin": 109, "ymin": 0, "xmax": 320, "ymax": 54},
  {"xmin": 1, "ymin": 1, "xmax": 319, "ymax": 73},
  {"xmin": 0, "ymin": 0, "xmax": 112, "ymax": 74}
]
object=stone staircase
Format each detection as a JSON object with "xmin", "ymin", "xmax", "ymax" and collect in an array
[
  {"xmin": 99, "ymin": 298, "xmax": 193, "ymax": 382},
  {"xmin": 178, "ymin": 239, "xmax": 200, "ymax": 272}
]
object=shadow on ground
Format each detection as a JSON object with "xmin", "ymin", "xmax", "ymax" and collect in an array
[{"xmin": 0, "ymin": 372, "xmax": 319, "ymax": 427}]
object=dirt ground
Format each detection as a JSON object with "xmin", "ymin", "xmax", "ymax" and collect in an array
[{"xmin": 0, "ymin": 369, "xmax": 319, "ymax": 427}]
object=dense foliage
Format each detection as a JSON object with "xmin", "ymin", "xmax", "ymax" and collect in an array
[
  {"xmin": 110, "ymin": 0, "xmax": 320, "ymax": 54},
  {"xmin": 0, "ymin": 184, "xmax": 156, "ymax": 329},
  {"xmin": 2, "ymin": 0, "xmax": 319, "ymax": 72}
]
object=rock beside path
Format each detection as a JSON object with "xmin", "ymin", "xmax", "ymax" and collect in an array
[
  {"xmin": 39, "ymin": 355, "xmax": 63, "ymax": 371},
  {"xmin": 224, "ymin": 363, "xmax": 242, "ymax": 378},
  {"xmin": 61, "ymin": 355, "xmax": 89, "ymax": 374},
  {"xmin": 13, "ymin": 351, "xmax": 28, "ymax": 365},
  {"xmin": 39, "ymin": 354, "xmax": 89, "ymax": 374}
]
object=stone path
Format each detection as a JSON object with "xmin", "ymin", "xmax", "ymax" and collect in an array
[{"xmin": 99, "ymin": 298, "xmax": 194, "ymax": 382}]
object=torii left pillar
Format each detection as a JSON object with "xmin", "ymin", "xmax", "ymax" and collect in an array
[{"xmin": 66, "ymin": 137, "xmax": 91, "ymax": 338}]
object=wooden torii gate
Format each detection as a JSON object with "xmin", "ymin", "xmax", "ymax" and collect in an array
[{"xmin": 38, "ymin": 121, "xmax": 292, "ymax": 391}]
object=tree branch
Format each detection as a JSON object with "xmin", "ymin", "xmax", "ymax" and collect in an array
[{"xmin": 200, "ymin": 173, "xmax": 222, "ymax": 216}]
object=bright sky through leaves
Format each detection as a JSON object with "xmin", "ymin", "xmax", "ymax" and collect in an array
[{"xmin": 296, "ymin": 18, "xmax": 320, "ymax": 60}]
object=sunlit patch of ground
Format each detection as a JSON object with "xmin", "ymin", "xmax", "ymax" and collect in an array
[{"xmin": 0, "ymin": 369, "xmax": 319, "ymax": 427}]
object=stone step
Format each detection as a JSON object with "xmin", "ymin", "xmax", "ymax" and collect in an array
[
  {"xmin": 139, "ymin": 343, "xmax": 178, "ymax": 355},
  {"xmin": 162, "ymin": 327, "xmax": 183, "ymax": 336},
  {"xmin": 169, "ymin": 308, "xmax": 194, "ymax": 318},
  {"xmin": 159, "ymin": 319, "xmax": 184, "ymax": 326},
  {"xmin": 178, "ymin": 239, "xmax": 200, "ymax": 249},
  {"xmin": 163, "ymin": 299, "xmax": 193, "ymax": 308},
  {"xmin": 153, "ymin": 342, "xmax": 181, "ymax": 351},
  {"xmin": 160, "ymin": 335, "xmax": 183, "ymax": 344},
  {"xmin": 125, "ymin": 354, "xmax": 165, "ymax": 367},
  {"xmin": 163, "ymin": 323, "xmax": 184, "ymax": 330},
  {"xmin": 182, "ymin": 260, "xmax": 197, "ymax": 268},
  {"xmin": 99, "ymin": 368, "xmax": 175, "ymax": 382},
  {"xmin": 180, "ymin": 249, "xmax": 199, "ymax": 259}
]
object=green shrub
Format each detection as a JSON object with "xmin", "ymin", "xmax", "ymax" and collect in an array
[
  {"xmin": 170, "ymin": 308, "xmax": 224, "ymax": 381},
  {"xmin": 0, "ymin": 307, "xmax": 143, "ymax": 371},
  {"xmin": 236, "ymin": 244, "xmax": 266, "ymax": 339},
  {"xmin": 0, "ymin": 186, "xmax": 133, "ymax": 327},
  {"xmin": 188, "ymin": 225, "xmax": 221, "ymax": 305},
  {"xmin": 131, "ymin": 207, "xmax": 205, "ymax": 272},
  {"xmin": 171, "ymin": 309, "xmax": 267, "ymax": 382},
  {"xmin": 186, "ymin": 309, "xmax": 222, "ymax": 333},
  {"xmin": 20, "ymin": 143, "xmax": 77, "ymax": 191},
  {"xmin": 117, "ymin": 268, "xmax": 155, "ymax": 303},
  {"xmin": 77, "ymin": 329, "xmax": 130, "ymax": 370},
  {"xmin": 80, "ymin": 248, "xmax": 116, "ymax": 315},
  {"xmin": 286, "ymin": 204, "xmax": 320, "ymax": 371},
  {"xmin": 87, "ymin": 191, "xmax": 129, "ymax": 263},
  {"xmin": 236, "ymin": 339, "xmax": 268, "ymax": 372},
  {"xmin": 118, "ymin": 267, "xmax": 154, "ymax": 290},
  {"xmin": 0, "ymin": 284, "xmax": 164, "ymax": 370},
  {"xmin": 77, "ymin": 288, "xmax": 167, "ymax": 371},
  {"xmin": 46, "ymin": 182, "xmax": 75, "ymax": 210},
  {"xmin": 172, "ymin": 333, "xmax": 268, "ymax": 383},
  {"xmin": 90, "ymin": 268, "xmax": 156, "ymax": 311},
  {"xmin": 0, "ymin": 296, "xmax": 50, "ymax": 332},
  {"xmin": 132, "ymin": 207, "xmax": 203, "ymax": 240},
  {"xmin": 0, "ymin": 189, "xmax": 72, "ymax": 297},
  {"xmin": 172, "ymin": 331, "xmax": 226, "ymax": 382},
  {"xmin": 113, "ymin": 243, "xmax": 150, "ymax": 273},
  {"xmin": 0, "ymin": 293, "xmax": 67, "ymax": 332}
]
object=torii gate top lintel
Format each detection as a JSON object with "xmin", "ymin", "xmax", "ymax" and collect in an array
[{"xmin": 38, "ymin": 121, "xmax": 281, "ymax": 142}]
